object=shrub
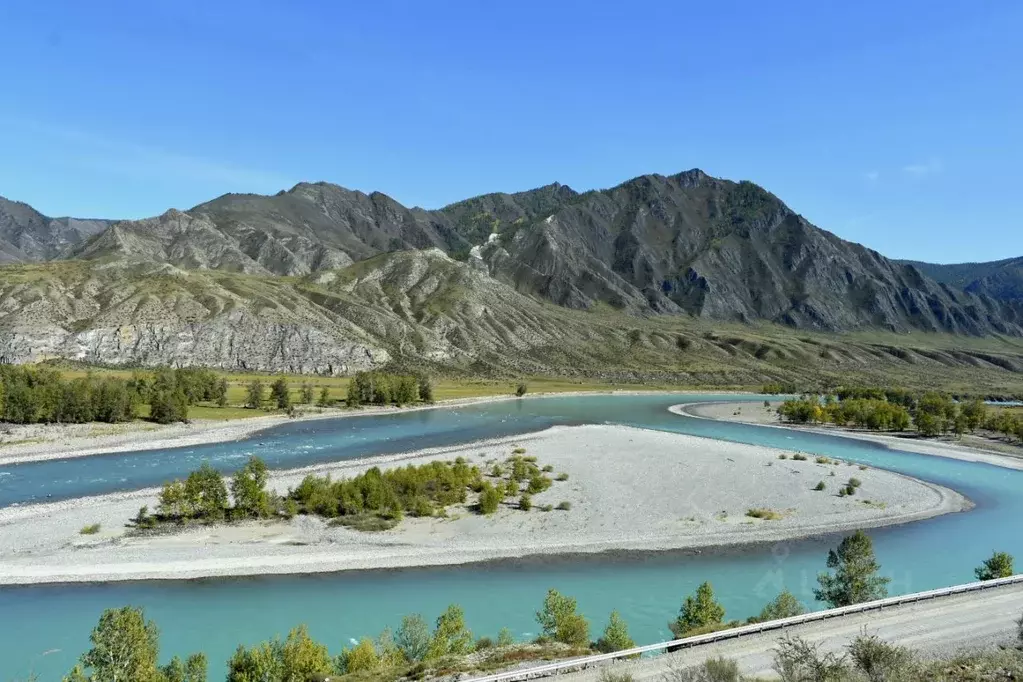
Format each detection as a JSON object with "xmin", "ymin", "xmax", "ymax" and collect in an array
[
  {"xmin": 792, "ymin": 453, "xmax": 808, "ymax": 461},
  {"xmin": 663, "ymin": 657, "xmax": 740, "ymax": 682},
  {"xmin": 595, "ymin": 610, "xmax": 636, "ymax": 654},
  {"xmin": 773, "ymin": 635, "xmax": 848, "ymax": 682},
  {"xmin": 556, "ymin": 472, "xmax": 569, "ymax": 481},
  {"xmin": 845, "ymin": 485, "xmax": 857, "ymax": 496},
  {"xmin": 477, "ymin": 483, "xmax": 501, "ymax": 515},
  {"xmin": 474, "ymin": 636, "xmax": 494, "ymax": 650},
  {"xmin": 815, "ymin": 456, "xmax": 831, "ymax": 464},
  {"xmin": 490, "ymin": 464, "xmax": 504, "ymax": 477},
  {"xmin": 848, "ymin": 633, "xmax": 912, "ymax": 682},
  {"xmin": 556, "ymin": 501, "xmax": 572, "ymax": 511},
  {"xmin": 746, "ymin": 508, "xmax": 782, "ymax": 520},
  {"xmin": 704, "ymin": 657, "xmax": 741, "ymax": 682},
  {"xmin": 859, "ymin": 465, "xmax": 868, "ymax": 471},
  {"xmin": 838, "ymin": 488, "xmax": 848, "ymax": 497},
  {"xmin": 524, "ymin": 455, "xmax": 538, "ymax": 463},
  {"xmin": 395, "ymin": 614, "xmax": 432, "ymax": 663},
  {"xmin": 749, "ymin": 590, "xmax": 806, "ymax": 623},
  {"xmin": 429, "ymin": 604, "xmax": 474, "ymax": 658},
  {"xmin": 519, "ymin": 494, "xmax": 532, "ymax": 511},
  {"xmin": 778, "ymin": 454, "xmax": 788, "ymax": 460},
  {"xmin": 540, "ymin": 504, "xmax": 554, "ymax": 512},
  {"xmin": 527, "ymin": 474, "xmax": 552, "ymax": 494},
  {"xmin": 496, "ymin": 627, "xmax": 515, "ymax": 647},
  {"xmin": 542, "ymin": 464, "xmax": 554, "ymax": 472},
  {"xmin": 512, "ymin": 447, "xmax": 527, "ymax": 455},
  {"xmin": 848, "ymin": 477, "xmax": 862, "ymax": 488},
  {"xmin": 813, "ymin": 481, "xmax": 826, "ymax": 491},
  {"xmin": 670, "ymin": 582, "xmax": 725, "ymax": 637},
  {"xmin": 598, "ymin": 669, "xmax": 634, "ymax": 682},
  {"xmin": 975, "ymin": 551, "xmax": 1014, "ymax": 581},
  {"xmin": 515, "ymin": 383, "xmax": 528, "ymax": 397},
  {"xmin": 536, "ymin": 589, "xmax": 590, "ymax": 647},
  {"xmin": 342, "ymin": 638, "xmax": 381, "ymax": 673},
  {"xmin": 80, "ymin": 523, "xmax": 101, "ymax": 535}
]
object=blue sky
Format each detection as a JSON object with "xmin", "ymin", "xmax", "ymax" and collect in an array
[{"xmin": 1, "ymin": 0, "xmax": 1020, "ymax": 263}]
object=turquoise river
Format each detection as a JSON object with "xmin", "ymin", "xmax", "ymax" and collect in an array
[{"xmin": 1, "ymin": 393, "xmax": 1021, "ymax": 679}]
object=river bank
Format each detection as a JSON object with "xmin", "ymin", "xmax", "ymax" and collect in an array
[
  {"xmin": 677, "ymin": 401, "xmax": 1023, "ymax": 471},
  {"xmin": 0, "ymin": 424, "xmax": 968, "ymax": 585},
  {"xmin": 0, "ymin": 390, "xmax": 749, "ymax": 467}
]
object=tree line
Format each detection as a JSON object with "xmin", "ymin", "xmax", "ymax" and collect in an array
[
  {"xmin": 0, "ymin": 365, "xmax": 226, "ymax": 425},
  {"xmin": 53, "ymin": 531, "xmax": 1019, "ymax": 682},
  {"xmin": 778, "ymin": 387, "xmax": 1023, "ymax": 441}
]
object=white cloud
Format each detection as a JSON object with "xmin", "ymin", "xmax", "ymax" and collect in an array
[
  {"xmin": 902, "ymin": 157, "xmax": 943, "ymax": 176},
  {"xmin": 864, "ymin": 170, "xmax": 879, "ymax": 182},
  {"xmin": 11, "ymin": 118, "xmax": 290, "ymax": 191}
]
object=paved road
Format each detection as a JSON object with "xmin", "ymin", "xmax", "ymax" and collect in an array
[{"xmin": 559, "ymin": 583, "xmax": 1023, "ymax": 681}]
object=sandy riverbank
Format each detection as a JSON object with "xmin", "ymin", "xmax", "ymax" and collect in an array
[
  {"xmin": 0, "ymin": 424, "xmax": 969, "ymax": 585},
  {"xmin": 678, "ymin": 401, "xmax": 1023, "ymax": 471},
  {"xmin": 0, "ymin": 390, "xmax": 729, "ymax": 467}
]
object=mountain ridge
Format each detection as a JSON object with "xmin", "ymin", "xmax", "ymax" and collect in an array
[{"xmin": 1, "ymin": 169, "xmax": 1022, "ymax": 375}]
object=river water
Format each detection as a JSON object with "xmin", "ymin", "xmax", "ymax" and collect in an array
[{"xmin": 1, "ymin": 393, "xmax": 1020, "ymax": 679}]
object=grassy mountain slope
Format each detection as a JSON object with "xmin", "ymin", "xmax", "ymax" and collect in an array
[{"xmin": 1, "ymin": 253, "xmax": 1021, "ymax": 393}]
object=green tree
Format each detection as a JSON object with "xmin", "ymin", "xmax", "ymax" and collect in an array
[
  {"xmin": 496, "ymin": 627, "xmax": 515, "ymax": 647},
  {"xmin": 515, "ymin": 382, "xmax": 528, "ymax": 397},
  {"xmin": 214, "ymin": 378, "xmax": 229, "ymax": 408},
  {"xmin": 477, "ymin": 482, "xmax": 501, "ymax": 515},
  {"xmin": 670, "ymin": 582, "xmax": 725, "ymax": 637},
  {"xmin": 74, "ymin": 606, "xmax": 162, "ymax": 682},
  {"xmin": 975, "ymin": 551, "xmax": 1014, "ymax": 581},
  {"xmin": 227, "ymin": 641, "xmax": 282, "ymax": 682},
  {"xmin": 149, "ymin": 389, "xmax": 188, "ymax": 424},
  {"xmin": 960, "ymin": 399, "xmax": 987, "ymax": 432},
  {"xmin": 536, "ymin": 589, "xmax": 590, "ymax": 647},
  {"xmin": 429, "ymin": 604, "xmax": 474, "ymax": 658},
  {"xmin": 161, "ymin": 653, "xmax": 208, "ymax": 682},
  {"xmin": 337, "ymin": 638, "xmax": 380, "ymax": 674},
  {"xmin": 299, "ymin": 382, "xmax": 314, "ymax": 405},
  {"xmin": 270, "ymin": 377, "xmax": 291, "ymax": 410},
  {"xmin": 395, "ymin": 614, "xmax": 432, "ymax": 663},
  {"xmin": 183, "ymin": 463, "xmax": 229, "ymax": 521},
  {"xmin": 750, "ymin": 590, "xmax": 806, "ymax": 623},
  {"xmin": 279, "ymin": 625, "xmax": 333, "ymax": 679},
  {"xmin": 595, "ymin": 610, "xmax": 635, "ymax": 653},
  {"xmin": 346, "ymin": 379, "xmax": 362, "ymax": 407},
  {"xmin": 227, "ymin": 626, "xmax": 330, "ymax": 682},
  {"xmin": 231, "ymin": 456, "xmax": 273, "ymax": 519},
  {"xmin": 418, "ymin": 375, "xmax": 434, "ymax": 403},
  {"xmin": 317, "ymin": 386, "xmax": 331, "ymax": 407},
  {"xmin": 245, "ymin": 380, "xmax": 265, "ymax": 409},
  {"xmin": 815, "ymin": 530, "xmax": 890, "ymax": 607}
]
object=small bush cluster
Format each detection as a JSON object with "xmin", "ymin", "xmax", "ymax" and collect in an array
[
  {"xmin": 792, "ymin": 453, "xmax": 808, "ymax": 461},
  {"xmin": 746, "ymin": 508, "xmax": 783, "ymax": 520},
  {"xmin": 79, "ymin": 523, "xmax": 101, "ymax": 535}
]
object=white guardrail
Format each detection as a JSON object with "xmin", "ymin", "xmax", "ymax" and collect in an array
[{"xmin": 463, "ymin": 574, "xmax": 1023, "ymax": 682}]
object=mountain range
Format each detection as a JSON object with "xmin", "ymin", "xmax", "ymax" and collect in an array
[{"xmin": 1, "ymin": 170, "xmax": 1021, "ymax": 384}]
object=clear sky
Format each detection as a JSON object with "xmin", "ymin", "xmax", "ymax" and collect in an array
[{"xmin": 1, "ymin": 1, "xmax": 1020, "ymax": 263}]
